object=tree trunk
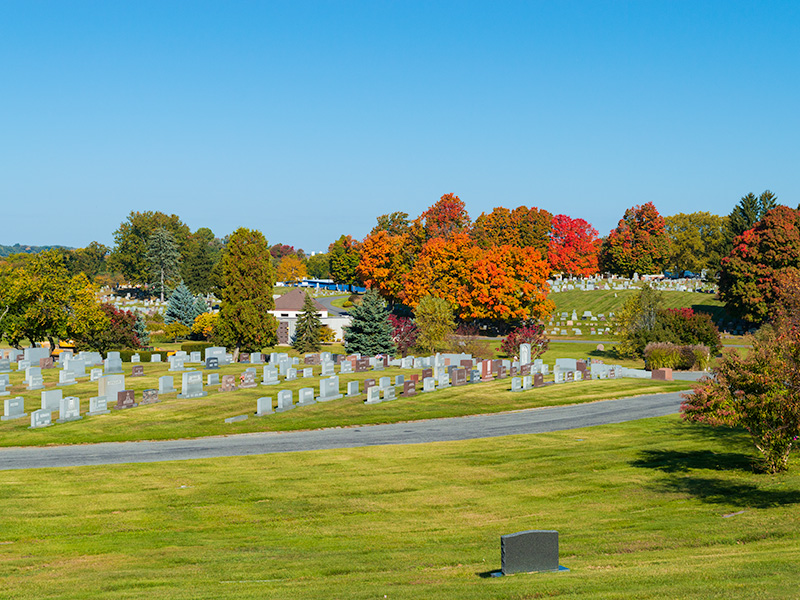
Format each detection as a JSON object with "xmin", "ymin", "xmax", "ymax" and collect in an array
[
  {"xmin": 47, "ymin": 336, "xmax": 56, "ymax": 357},
  {"xmin": 232, "ymin": 347, "xmax": 240, "ymax": 363},
  {"xmin": 160, "ymin": 269, "xmax": 165, "ymax": 303}
]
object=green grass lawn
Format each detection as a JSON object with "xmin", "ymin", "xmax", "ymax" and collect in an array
[
  {"xmin": 0, "ymin": 359, "xmax": 689, "ymax": 447},
  {"xmin": 1, "ymin": 415, "xmax": 797, "ymax": 599},
  {"xmin": 550, "ymin": 289, "xmax": 729, "ymax": 323}
]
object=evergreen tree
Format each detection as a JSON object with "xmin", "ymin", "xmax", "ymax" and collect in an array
[
  {"xmin": 344, "ymin": 289, "xmax": 396, "ymax": 356},
  {"xmin": 134, "ymin": 312, "xmax": 150, "ymax": 347},
  {"xmin": 728, "ymin": 190, "xmax": 778, "ymax": 240},
  {"xmin": 292, "ymin": 292, "xmax": 322, "ymax": 353},
  {"xmin": 182, "ymin": 238, "xmax": 215, "ymax": 295},
  {"xmin": 193, "ymin": 296, "xmax": 208, "ymax": 319},
  {"xmin": 214, "ymin": 228, "xmax": 277, "ymax": 358},
  {"xmin": 165, "ymin": 282, "xmax": 197, "ymax": 327},
  {"xmin": 146, "ymin": 227, "xmax": 181, "ymax": 302}
]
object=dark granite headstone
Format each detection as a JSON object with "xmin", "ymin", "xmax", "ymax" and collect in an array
[
  {"xmin": 565, "ymin": 371, "xmax": 575, "ymax": 382},
  {"xmin": 533, "ymin": 373, "xmax": 544, "ymax": 388},
  {"xmin": 492, "ymin": 359, "xmax": 502, "ymax": 375},
  {"xmin": 422, "ymin": 368, "xmax": 433, "ymax": 380},
  {"xmin": 363, "ymin": 378, "xmax": 376, "ymax": 390},
  {"xmin": 131, "ymin": 365, "xmax": 144, "ymax": 377},
  {"xmin": 501, "ymin": 530, "xmax": 559, "ymax": 574},
  {"xmin": 39, "ymin": 357, "xmax": 54, "ymax": 369},
  {"xmin": 453, "ymin": 368, "xmax": 467, "ymax": 386},
  {"xmin": 239, "ymin": 371, "xmax": 257, "ymax": 389},
  {"xmin": 238, "ymin": 352, "xmax": 250, "ymax": 363},
  {"xmin": 409, "ymin": 374, "xmax": 419, "ymax": 383},
  {"xmin": 498, "ymin": 366, "xmax": 507, "ymax": 379},
  {"xmin": 305, "ymin": 353, "xmax": 321, "ymax": 365},
  {"xmin": 402, "ymin": 380, "xmax": 416, "ymax": 397},
  {"xmin": 332, "ymin": 354, "xmax": 341, "ymax": 364},
  {"xmin": 141, "ymin": 389, "xmax": 159, "ymax": 404},
  {"xmin": 355, "ymin": 358, "xmax": 370, "ymax": 372},
  {"xmin": 651, "ymin": 368, "xmax": 673, "ymax": 381},
  {"xmin": 205, "ymin": 357, "xmax": 219, "ymax": 370},
  {"xmin": 115, "ymin": 390, "xmax": 137, "ymax": 410},
  {"xmin": 460, "ymin": 359, "xmax": 472, "ymax": 369},
  {"xmin": 220, "ymin": 374, "xmax": 237, "ymax": 392},
  {"xmin": 520, "ymin": 363, "xmax": 531, "ymax": 376}
]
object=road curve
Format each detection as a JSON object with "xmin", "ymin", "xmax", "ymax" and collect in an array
[{"xmin": 0, "ymin": 391, "xmax": 688, "ymax": 470}]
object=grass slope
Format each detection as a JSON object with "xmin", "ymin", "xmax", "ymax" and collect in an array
[
  {"xmin": 550, "ymin": 289, "xmax": 728, "ymax": 322},
  {"xmin": 0, "ymin": 360, "xmax": 688, "ymax": 447},
  {"xmin": 1, "ymin": 416, "xmax": 797, "ymax": 599}
]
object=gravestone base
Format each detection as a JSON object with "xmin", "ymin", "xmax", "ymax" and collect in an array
[
  {"xmin": 177, "ymin": 390, "xmax": 208, "ymax": 400},
  {"xmin": 56, "ymin": 414, "xmax": 83, "ymax": 424},
  {"xmin": 317, "ymin": 393, "xmax": 343, "ymax": 402},
  {"xmin": 224, "ymin": 414, "xmax": 248, "ymax": 424}
]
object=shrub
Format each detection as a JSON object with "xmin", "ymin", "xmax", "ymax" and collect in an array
[
  {"xmin": 320, "ymin": 325, "xmax": 336, "ymax": 344},
  {"xmin": 501, "ymin": 324, "xmax": 548, "ymax": 359},
  {"xmin": 447, "ymin": 324, "xmax": 492, "ymax": 361},
  {"xmin": 644, "ymin": 342, "xmax": 710, "ymax": 370},
  {"xmin": 118, "ymin": 349, "xmax": 169, "ymax": 362},
  {"xmin": 181, "ymin": 341, "xmax": 214, "ymax": 354}
]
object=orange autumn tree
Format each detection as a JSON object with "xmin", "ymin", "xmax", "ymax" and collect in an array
[
  {"xmin": 472, "ymin": 206, "xmax": 552, "ymax": 256},
  {"xmin": 548, "ymin": 214, "xmax": 601, "ymax": 277},
  {"xmin": 416, "ymin": 193, "xmax": 472, "ymax": 240},
  {"xmin": 356, "ymin": 230, "xmax": 413, "ymax": 304},
  {"xmin": 401, "ymin": 234, "xmax": 553, "ymax": 322}
]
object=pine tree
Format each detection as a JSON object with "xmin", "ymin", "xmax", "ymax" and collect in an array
[
  {"xmin": 165, "ymin": 282, "xmax": 197, "ymax": 327},
  {"xmin": 292, "ymin": 292, "xmax": 322, "ymax": 353},
  {"xmin": 344, "ymin": 289, "xmax": 396, "ymax": 356},
  {"xmin": 182, "ymin": 239, "xmax": 215, "ymax": 295},
  {"xmin": 146, "ymin": 227, "xmax": 181, "ymax": 302},
  {"xmin": 133, "ymin": 312, "xmax": 150, "ymax": 347},
  {"xmin": 193, "ymin": 296, "xmax": 208, "ymax": 319}
]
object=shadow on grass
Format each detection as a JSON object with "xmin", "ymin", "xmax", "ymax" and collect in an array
[
  {"xmin": 655, "ymin": 476, "xmax": 800, "ymax": 509},
  {"xmin": 631, "ymin": 449, "xmax": 755, "ymax": 473}
]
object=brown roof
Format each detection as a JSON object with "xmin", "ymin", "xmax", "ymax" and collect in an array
[{"xmin": 274, "ymin": 288, "xmax": 327, "ymax": 312}]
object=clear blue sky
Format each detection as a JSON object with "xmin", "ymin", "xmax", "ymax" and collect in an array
[{"xmin": 2, "ymin": 1, "xmax": 798, "ymax": 252}]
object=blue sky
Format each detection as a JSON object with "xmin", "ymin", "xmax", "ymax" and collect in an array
[{"xmin": 1, "ymin": 1, "xmax": 798, "ymax": 252}]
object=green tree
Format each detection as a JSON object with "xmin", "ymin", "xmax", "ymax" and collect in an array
[
  {"xmin": 193, "ymin": 296, "xmax": 208, "ymax": 318},
  {"xmin": 727, "ymin": 190, "xmax": 778, "ymax": 240},
  {"xmin": 329, "ymin": 235, "xmax": 361, "ymax": 291},
  {"xmin": 343, "ymin": 289, "xmax": 395, "ymax": 356},
  {"xmin": 599, "ymin": 202, "xmax": 671, "ymax": 277},
  {"xmin": 108, "ymin": 211, "xmax": 190, "ymax": 284},
  {"xmin": 182, "ymin": 235, "xmax": 216, "ymax": 295},
  {"xmin": 0, "ymin": 250, "xmax": 108, "ymax": 351},
  {"xmin": 613, "ymin": 283, "xmax": 664, "ymax": 358},
  {"xmin": 306, "ymin": 253, "xmax": 330, "ymax": 279},
  {"xmin": 292, "ymin": 292, "xmax": 323, "ymax": 353},
  {"xmin": 371, "ymin": 211, "xmax": 411, "ymax": 236},
  {"xmin": 146, "ymin": 227, "xmax": 182, "ymax": 302},
  {"xmin": 73, "ymin": 241, "xmax": 110, "ymax": 279},
  {"xmin": 214, "ymin": 227, "xmax": 277, "ymax": 359},
  {"xmin": 413, "ymin": 295, "xmax": 455, "ymax": 354},
  {"xmin": 664, "ymin": 212, "xmax": 728, "ymax": 276},
  {"xmin": 164, "ymin": 321, "xmax": 191, "ymax": 343},
  {"xmin": 164, "ymin": 282, "xmax": 197, "ymax": 328},
  {"xmin": 134, "ymin": 312, "xmax": 150, "ymax": 347}
]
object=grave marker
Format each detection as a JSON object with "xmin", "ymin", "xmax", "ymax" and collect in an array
[
  {"xmin": 57, "ymin": 396, "xmax": 82, "ymax": 423},
  {"xmin": 2, "ymin": 396, "xmax": 26, "ymax": 421},
  {"xmin": 115, "ymin": 390, "xmax": 137, "ymax": 410},
  {"xmin": 141, "ymin": 389, "xmax": 159, "ymax": 404},
  {"xmin": 501, "ymin": 530, "xmax": 560, "ymax": 574}
]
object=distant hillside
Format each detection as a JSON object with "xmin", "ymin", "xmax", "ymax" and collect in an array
[{"xmin": 0, "ymin": 244, "xmax": 73, "ymax": 257}]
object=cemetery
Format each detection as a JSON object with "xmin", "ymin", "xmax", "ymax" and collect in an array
[{"xmin": 0, "ymin": 343, "xmax": 693, "ymax": 446}]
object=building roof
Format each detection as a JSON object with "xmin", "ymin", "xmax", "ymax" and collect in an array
[{"xmin": 273, "ymin": 288, "xmax": 327, "ymax": 313}]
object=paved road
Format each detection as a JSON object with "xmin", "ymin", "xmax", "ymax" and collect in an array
[
  {"xmin": 314, "ymin": 294, "xmax": 350, "ymax": 317},
  {"xmin": 0, "ymin": 391, "xmax": 689, "ymax": 471}
]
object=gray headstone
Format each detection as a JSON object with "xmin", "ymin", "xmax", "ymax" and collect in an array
[
  {"xmin": 346, "ymin": 380, "xmax": 360, "ymax": 397},
  {"xmin": 277, "ymin": 389, "xmax": 295, "ymax": 412},
  {"xmin": 422, "ymin": 377, "xmax": 435, "ymax": 393},
  {"xmin": 303, "ymin": 367, "xmax": 313, "ymax": 378},
  {"xmin": 2, "ymin": 396, "xmax": 27, "ymax": 421},
  {"xmin": 178, "ymin": 371, "xmax": 207, "ymax": 399},
  {"xmin": 365, "ymin": 385, "xmax": 381, "ymax": 404},
  {"xmin": 150, "ymin": 353, "xmax": 162, "ymax": 363},
  {"xmin": 318, "ymin": 376, "xmax": 342, "ymax": 402},
  {"xmin": 88, "ymin": 396, "xmax": 110, "ymax": 415},
  {"xmin": 29, "ymin": 409, "xmax": 52, "ymax": 429},
  {"xmin": 224, "ymin": 414, "xmax": 248, "ymax": 423},
  {"xmin": 41, "ymin": 389, "xmax": 62, "ymax": 411},
  {"xmin": 158, "ymin": 375, "xmax": 176, "ymax": 394},
  {"xmin": 285, "ymin": 367, "xmax": 297, "ymax": 381},
  {"xmin": 0, "ymin": 359, "xmax": 10, "ymax": 373},
  {"xmin": 57, "ymin": 396, "xmax": 82, "ymax": 423},
  {"xmin": 297, "ymin": 388, "xmax": 315, "ymax": 406},
  {"xmin": 501, "ymin": 530, "xmax": 559, "ymax": 574},
  {"xmin": 207, "ymin": 373, "xmax": 220, "ymax": 386},
  {"xmin": 105, "ymin": 357, "xmax": 123, "ymax": 374},
  {"xmin": 261, "ymin": 366, "xmax": 279, "ymax": 386},
  {"xmin": 256, "ymin": 397, "xmax": 273, "ymax": 416}
]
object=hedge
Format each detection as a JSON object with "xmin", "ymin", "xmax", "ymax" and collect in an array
[
  {"xmin": 180, "ymin": 341, "xmax": 214, "ymax": 354},
  {"xmin": 644, "ymin": 342, "xmax": 710, "ymax": 371}
]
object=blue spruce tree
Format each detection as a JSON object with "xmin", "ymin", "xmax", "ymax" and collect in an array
[{"xmin": 165, "ymin": 282, "xmax": 197, "ymax": 327}]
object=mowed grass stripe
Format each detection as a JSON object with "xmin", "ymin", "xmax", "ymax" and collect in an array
[{"xmin": 0, "ymin": 416, "xmax": 798, "ymax": 598}]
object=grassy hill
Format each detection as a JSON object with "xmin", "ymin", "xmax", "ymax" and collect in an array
[{"xmin": 549, "ymin": 289, "xmax": 730, "ymax": 324}]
